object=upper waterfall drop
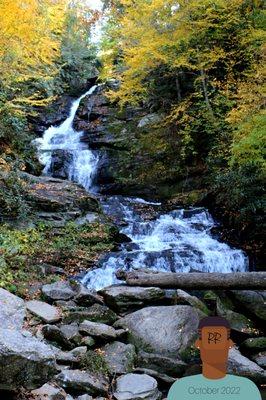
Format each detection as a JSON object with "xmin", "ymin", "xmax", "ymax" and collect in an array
[{"xmin": 35, "ymin": 85, "xmax": 99, "ymax": 191}]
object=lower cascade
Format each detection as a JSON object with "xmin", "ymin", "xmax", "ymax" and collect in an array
[{"xmin": 36, "ymin": 87, "xmax": 249, "ymax": 292}]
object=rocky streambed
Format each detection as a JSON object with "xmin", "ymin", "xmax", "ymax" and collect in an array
[{"xmin": 0, "ymin": 281, "xmax": 265, "ymax": 399}]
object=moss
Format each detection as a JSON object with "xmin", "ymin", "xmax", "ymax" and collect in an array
[
  {"xmin": 180, "ymin": 344, "xmax": 200, "ymax": 364},
  {"xmin": 242, "ymin": 337, "xmax": 266, "ymax": 351},
  {"xmin": 80, "ymin": 349, "xmax": 110, "ymax": 376}
]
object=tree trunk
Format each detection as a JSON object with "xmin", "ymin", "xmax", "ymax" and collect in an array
[
  {"xmin": 116, "ymin": 270, "xmax": 266, "ymax": 290},
  {"xmin": 175, "ymin": 75, "xmax": 182, "ymax": 102},
  {"xmin": 200, "ymin": 68, "xmax": 214, "ymax": 117}
]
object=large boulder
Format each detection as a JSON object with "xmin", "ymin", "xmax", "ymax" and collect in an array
[
  {"xmin": 114, "ymin": 305, "xmax": 199, "ymax": 359},
  {"xmin": 0, "ymin": 288, "xmax": 25, "ymax": 330},
  {"xmin": 75, "ymin": 286, "xmax": 104, "ymax": 307},
  {"xmin": 0, "ymin": 328, "xmax": 57, "ymax": 390},
  {"xmin": 99, "ymin": 286, "xmax": 165, "ymax": 312},
  {"xmin": 55, "ymin": 370, "xmax": 109, "ymax": 396},
  {"xmin": 114, "ymin": 373, "xmax": 161, "ymax": 400}
]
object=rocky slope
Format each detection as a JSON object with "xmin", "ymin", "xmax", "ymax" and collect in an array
[{"xmin": 0, "ymin": 280, "xmax": 265, "ymax": 399}]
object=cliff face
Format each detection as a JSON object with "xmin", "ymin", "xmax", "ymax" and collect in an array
[{"xmin": 73, "ymin": 85, "xmax": 207, "ymax": 202}]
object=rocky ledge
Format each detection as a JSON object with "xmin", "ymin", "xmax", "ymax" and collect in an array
[
  {"xmin": 0, "ymin": 277, "xmax": 265, "ymax": 399},
  {"xmin": 21, "ymin": 173, "xmax": 101, "ymax": 227}
]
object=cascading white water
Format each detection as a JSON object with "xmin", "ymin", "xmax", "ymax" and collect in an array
[
  {"xmin": 35, "ymin": 87, "xmax": 249, "ymax": 292},
  {"xmin": 35, "ymin": 85, "xmax": 99, "ymax": 191},
  {"xmin": 82, "ymin": 196, "xmax": 249, "ymax": 291}
]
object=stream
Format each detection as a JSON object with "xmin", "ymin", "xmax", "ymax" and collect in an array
[{"xmin": 36, "ymin": 87, "xmax": 249, "ymax": 291}]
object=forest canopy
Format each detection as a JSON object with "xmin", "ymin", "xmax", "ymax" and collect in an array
[{"xmin": 100, "ymin": 0, "xmax": 265, "ymax": 257}]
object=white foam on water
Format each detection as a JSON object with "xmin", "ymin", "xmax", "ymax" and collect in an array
[
  {"xmin": 82, "ymin": 198, "xmax": 249, "ymax": 291},
  {"xmin": 35, "ymin": 85, "xmax": 99, "ymax": 191}
]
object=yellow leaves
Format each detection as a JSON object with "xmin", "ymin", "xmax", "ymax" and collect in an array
[{"xmin": 0, "ymin": 0, "xmax": 69, "ymax": 108}]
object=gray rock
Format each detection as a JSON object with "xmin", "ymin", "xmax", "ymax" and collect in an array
[
  {"xmin": 137, "ymin": 351, "xmax": 187, "ymax": 377},
  {"xmin": 0, "ymin": 328, "xmax": 57, "ymax": 390},
  {"xmin": 99, "ymin": 286, "xmax": 165, "ymax": 312},
  {"xmin": 64, "ymin": 304, "xmax": 118, "ymax": 324},
  {"xmin": 60, "ymin": 323, "xmax": 83, "ymax": 346},
  {"xmin": 217, "ymin": 298, "xmax": 255, "ymax": 335},
  {"xmin": 79, "ymin": 320, "xmax": 117, "ymax": 340},
  {"xmin": 176, "ymin": 290, "xmax": 210, "ymax": 315},
  {"xmin": 114, "ymin": 373, "xmax": 161, "ymax": 400},
  {"xmin": 75, "ymin": 286, "xmax": 104, "ymax": 306},
  {"xmin": 31, "ymin": 383, "xmax": 67, "ymax": 400},
  {"xmin": 25, "ymin": 174, "xmax": 99, "ymax": 214},
  {"xmin": 228, "ymin": 348, "xmax": 266, "ymax": 383},
  {"xmin": 56, "ymin": 347, "xmax": 87, "ymax": 364},
  {"xmin": 42, "ymin": 281, "xmax": 79, "ymax": 301},
  {"xmin": 133, "ymin": 368, "xmax": 175, "ymax": 384},
  {"xmin": 48, "ymin": 149, "xmax": 73, "ymax": 180},
  {"xmin": 251, "ymin": 352, "xmax": 266, "ymax": 368},
  {"xmin": 26, "ymin": 300, "xmax": 61, "ymax": 323},
  {"xmin": 231, "ymin": 291, "xmax": 266, "ymax": 321},
  {"xmin": 76, "ymin": 396, "xmax": 93, "ymax": 400},
  {"xmin": 138, "ymin": 113, "xmax": 162, "ymax": 128},
  {"xmin": 56, "ymin": 300, "xmax": 77, "ymax": 307},
  {"xmin": 71, "ymin": 346, "xmax": 88, "ymax": 357},
  {"xmin": 55, "ymin": 350, "xmax": 79, "ymax": 364},
  {"xmin": 114, "ymin": 305, "xmax": 199, "ymax": 359},
  {"xmin": 0, "ymin": 288, "xmax": 25, "ymax": 330},
  {"xmin": 42, "ymin": 325, "xmax": 70, "ymax": 348},
  {"xmin": 56, "ymin": 369, "xmax": 109, "ymax": 396},
  {"xmin": 102, "ymin": 341, "xmax": 136, "ymax": 374},
  {"xmin": 81, "ymin": 336, "xmax": 96, "ymax": 347}
]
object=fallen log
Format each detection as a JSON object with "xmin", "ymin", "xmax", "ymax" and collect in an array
[{"xmin": 116, "ymin": 270, "xmax": 266, "ymax": 290}]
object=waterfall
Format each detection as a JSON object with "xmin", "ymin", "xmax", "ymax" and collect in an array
[
  {"xmin": 81, "ymin": 196, "xmax": 249, "ymax": 291},
  {"xmin": 35, "ymin": 87, "xmax": 249, "ymax": 292},
  {"xmin": 35, "ymin": 85, "xmax": 99, "ymax": 191}
]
